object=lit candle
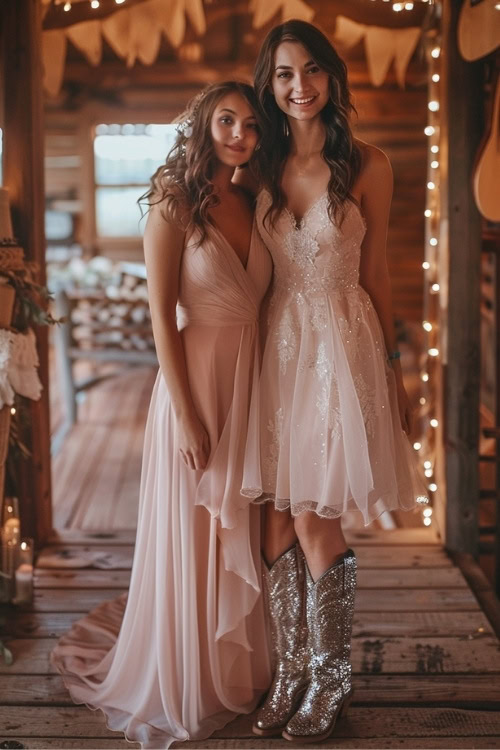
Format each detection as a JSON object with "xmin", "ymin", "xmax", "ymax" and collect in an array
[
  {"xmin": 19, "ymin": 538, "xmax": 34, "ymax": 567},
  {"xmin": 2, "ymin": 517, "xmax": 20, "ymax": 545},
  {"xmin": 14, "ymin": 563, "xmax": 33, "ymax": 605}
]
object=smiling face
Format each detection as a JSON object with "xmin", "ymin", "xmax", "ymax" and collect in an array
[
  {"xmin": 210, "ymin": 92, "xmax": 259, "ymax": 168},
  {"xmin": 271, "ymin": 41, "xmax": 330, "ymax": 122}
]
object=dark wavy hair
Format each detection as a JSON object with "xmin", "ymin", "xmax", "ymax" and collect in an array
[
  {"xmin": 139, "ymin": 81, "xmax": 262, "ymax": 243},
  {"xmin": 253, "ymin": 20, "xmax": 361, "ymax": 227}
]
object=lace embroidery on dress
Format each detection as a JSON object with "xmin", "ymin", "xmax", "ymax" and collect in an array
[
  {"xmin": 275, "ymin": 304, "xmax": 297, "ymax": 374},
  {"xmin": 264, "ymin": 407, "xmax": 283, "ymax": 482},
  {"xmin": 310, "ymin": 297, "xmax": 328, "ymax": 331},
  {"xmin": 353, "ymin": 373, "xmax": 377, "ymax": 438}
]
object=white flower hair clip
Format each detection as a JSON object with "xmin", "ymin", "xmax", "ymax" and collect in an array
[{"xmin": 176, "ymin": 120, "xmax": 193, "ymax": 139}]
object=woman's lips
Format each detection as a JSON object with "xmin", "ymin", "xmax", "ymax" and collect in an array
[
  {"xmin": 226, "ymin": 144, "xmax": 246, "ymax": 152},
  {"xmin": 289, "ymin": 95, "xmax": 317, "ymax": 107}
]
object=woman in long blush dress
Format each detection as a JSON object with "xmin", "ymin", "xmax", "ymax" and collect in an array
[
  {"xmin": 240, "ymin": 21, "xmax": 428, "ymax": 743},
  {"xmin": 52, "ymin": 81, "xmax": 272, "ymax": 749}
]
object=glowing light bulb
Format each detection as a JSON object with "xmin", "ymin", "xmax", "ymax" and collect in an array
[
  {"xmin": 429, "ymin": 348, "xmax": 439, "ymax": 357},
  {"xmin": 425, "ymin": 209, "xmax": 432, "ymax": 217},
  {"xmin": 424, "ymin": 460, "xmax": 432, "ymax": 469},
  {"xmin": 413, "ymin": 442, "xmax": 422, "ymax": 451},
  {"xmin": 421, "ymin": 372, "xmax": 429, "ymax": 382},
  {"xmin": 63, "ymin": 1, "xmax": 71, "ymax": 9},
  {"xmin": 393, "ymin": 2, "xmax": 404, "ymax": 10},
  {"xmin": 430, "ymin": 418, "xmax": 439, "ymax": 428},
  {"xmin": 431, "ymin": 283, "xmax": 440, "ymax": 292},
  {"xmin": 405, "ymin": 1, "xmax": 414, "ymax": 8},
  {"xmin": 423, "ymin": 507, "xmax": 433, "ymax": 517},
  {"xmin": 428, "ymin": 100, "xmax": 440, "ymax": 112},
  {"xmin": 10, "ymin": 407, "xmax": 16, "ymax": 415},
  {"xmin": 425, "ymin": 125, "xmax": 435, "ymax": 136},
  {"xmin": 115, "ymin": 0, "xmax": 126, "ymax": 3},
  {"xmin": 427, "ymin": 181, "xmax": 436, "ymax": 190},
  {"xmin": 423, "ymin": 320, "xmax": 432, "ymax": 332},
  {"xmin": 420, "ymin": 397, "xmax": 426, "ymax": 405},
  {"xmin": 423, "ymin": 517, "xmax": 432, "ymax": 526},
  {"xmin": 431, "ymin": 145, "xmax": 439, "ymax": 153},
  {"xmin": 425, "ymin": 468, "xmax": 433, "ymax": 477},
  {"xmin": 429, "ymin": 237, "xmax": 438, "ymax": 246},
  {"xmin": 429, "ymin": 482, "xmax": 438, "ymax": 492},
  {"xmin": 432, "ymin": 73, "xmax": 440, "ymax": 82},
  {"xmin": 431, "ymin": 47, "xmax": 441, "ymax": 59},
  {"xmin": 90, "ymin": 0, "xmax": 100, "ymax": 7},
  {"xmin": 431, "ymin": 160, "xmax": 439, "ymax": 169},
  {"xmin": 422, "ymin": 261, "xmax": 431, "ymax": 270}
]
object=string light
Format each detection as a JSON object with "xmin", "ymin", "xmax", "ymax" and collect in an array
[
  {"xmin": 425, "ymin": 468, "xmax": 433, "ymax": 477},
  {"xmin": 63, "ymin": 1, "xmax": 71, "ymax": 9},
  {"xmin": 90, "ymin": 0, "xmax": 100, "ymax": 7},
  {"xmin": 428, "ymin": 100, "xmax": 440, "ymax": 112},
  {"xmin": 431, "ymin": 160, "xmax": 439, "ymax": 168},
  {"xmin": 432, "ymin": 74, "xmax": 440, "ymax": 82},
  {"xmin": 424, "ymin": 209, "xmax": 432, "ymax": 217},
  {"xmin": 10, "ymin": 407, "xmax": 16, "ymax": 415},
  {"xmin": 413, "ymin": 442, "xmax": 422, "ymax": 451},
  {"xmin": 431, "ymin": 283, "xmax": 440, "ymax": 292},
  {"xmin": 423, "ymin": 517, "xmax": 432, "ymax": 526},
  {"xmin": 422, "ymin": 260, "xmax": 431, "ymax": 269},
  {"xmin": 425, "ymin": 125, "xmax": 435, "ymax": 136},
  {"xmin": 431, "ymin": 47, "xmax": 441, "ymax": 58},
  {"xmin": 427, "ymin": 181, "xmax": 435, "ymax": 189},
  {"xmin": 424, "ymin": 460, "xmax": 432, "ymax": 469},
  {"xmin": 429, "ymin": 482, "xmax": 438, "ymax": 492},
  {"xmin": 423, "ymin": 321, "xmax": 432, "ymax": 331},
  {"xmin": 420, "ymin": 397, "xmax": 426, "ymax": 405},
  {"xmin": 421, "ymin": 372, "xmax": 429, "ymax": 382},
  {"xmin": 428, "ymin": 348, "xmax": 439, "ymax": 357},
  {"xmin": 431, "ymin": 145, "xmax": 439, "ymax": 153},
  {"xmin": 429, "ymin": 237, "xmax": 438, "ymax": 245},
  {"xmin": 430, "ymin": 418, "xmax": 439, "ymax": 428}
]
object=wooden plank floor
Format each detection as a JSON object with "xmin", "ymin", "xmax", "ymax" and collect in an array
[{"xmin": 1, "ymin": 527, "xmax": 499, "ymax": 749}]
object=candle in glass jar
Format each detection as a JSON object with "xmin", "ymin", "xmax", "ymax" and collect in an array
[
  {"xmin": 14, "ymin": 563, "xmax": 33, "ymax": 604},
  {"xmin": 19, "ymin": 538, "xmax": 34, "ymax": 567}
]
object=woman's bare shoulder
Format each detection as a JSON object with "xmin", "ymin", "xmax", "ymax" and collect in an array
[{"xmin": 355, "ymin": 139, "xmax": 393, "ymax": 183}]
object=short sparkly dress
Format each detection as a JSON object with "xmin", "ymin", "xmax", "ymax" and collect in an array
[{"xmin": 242, "ymin": 190, "xmax": 427, "ymax": 523}]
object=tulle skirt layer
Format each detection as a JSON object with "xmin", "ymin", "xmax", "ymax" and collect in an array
[{"xmin": 242, "ymin": 287, "xmax": 428, "ymax": 523}]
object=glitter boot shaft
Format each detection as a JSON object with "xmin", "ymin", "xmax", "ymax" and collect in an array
[
  {"xmin": 253, "ymin": 544, "xmax": 309, "ymax": 736},
  {"xmin": 283, "ymin": 549, "xmax": 357, "ymax": 742}
]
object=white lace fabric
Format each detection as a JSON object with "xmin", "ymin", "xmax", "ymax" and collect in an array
[{"xmin": 242, "ymin": 191, "xmax": 428, "ymax": 523}]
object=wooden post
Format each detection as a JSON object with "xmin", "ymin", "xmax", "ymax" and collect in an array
[
  {"xmin": 441, "ymin": 0, "xmax": 483, "ymax": 556},
  {"xmin": 1, "ymin": 0, "xmax": 53, "ymax": 543}
]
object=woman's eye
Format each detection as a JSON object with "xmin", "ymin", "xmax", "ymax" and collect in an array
[
  {"xmin": 307, "ymin": 66, "xmax": 321, "ymax": 74},
  {"xmin": 220, "ymin": 116, "xmax": 233, "ymax": 125},
  {"xmin": 277, "ymin": 72, "xmax": 291, "ymax": 79},
  {"xmin": 247, "ymin": 123, "xmax": 258, "ymax": 130}
]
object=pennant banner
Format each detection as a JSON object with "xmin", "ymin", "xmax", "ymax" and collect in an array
[{"xmin": 334, "ymin": 15, "xmax": 421, "ymax": 88}]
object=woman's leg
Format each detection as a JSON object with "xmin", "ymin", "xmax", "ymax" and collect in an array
[
  {"xmin": 293, "ymin": 512, "xmax": 347, "ymax": 580},
  {"xmin": 284, "ymin": 511, "xmax": 356, "ymax": 742},
  {"xmin": 253, "ymin": 504, "xmax": 305, "ymax": 736},
  {"xmin": 262, "ymin": 503, "xmax": 297, "ymax": 565}
]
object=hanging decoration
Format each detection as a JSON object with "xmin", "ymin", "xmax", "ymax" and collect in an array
[
  {"xmin": 412, "ymin": 21, "xmax": 443, "ymax": 529},
  {"xmin": 249, "ymin": 0, "xmax": 314, "ymax": 29},
  {"xmin": 41, "ymin": 0, "xmax": 207, "ymax": 95},
  {"xmin": 334, "ymin": 15, "xmax": 421, "ymax": 88}
]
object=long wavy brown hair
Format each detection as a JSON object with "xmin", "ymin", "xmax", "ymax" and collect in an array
[
  {"xmin": 253, "ymin": 20, "xmax": 362, "ymax": 228},
  {"xmin": 139, "ymin": 81, "xmax": 262, "ymax": 243}
]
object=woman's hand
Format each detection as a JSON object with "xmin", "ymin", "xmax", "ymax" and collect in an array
[
  {"xmin": 395, "ymin": 378, "xmax": 413, "ymax": 436},
  {"xmin": 178, "ymin": 413, "xmax": 210, "ymax": 471}
]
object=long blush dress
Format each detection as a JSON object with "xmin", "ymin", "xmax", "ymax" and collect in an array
[
  {"xmin": 52, "ymin": 223, "xmax": 273, "ymax": 748},
  {"xmin": 242, "ymin": 190, "xmax": 428, "ymax": 522}
]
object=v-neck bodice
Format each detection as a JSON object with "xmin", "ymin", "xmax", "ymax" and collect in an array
[{"xmin": 177, "ymin": 219, "xmax": 272, "ymax": 330}]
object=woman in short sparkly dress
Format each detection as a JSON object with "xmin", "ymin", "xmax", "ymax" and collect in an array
[{"xmin": 241, "ymin": 20, "xmax": 427, "ymax": 743}]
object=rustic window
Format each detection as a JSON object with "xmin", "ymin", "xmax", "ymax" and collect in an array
[{"xmin": 94, "ymin": 124, "xmax": 177, "ymax": 238}]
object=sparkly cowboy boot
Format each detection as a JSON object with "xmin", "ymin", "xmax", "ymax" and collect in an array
[
  {"xmin": 253, "ymin": 544, "xmax": 309, "ymax": 737},
  {"xmin": 283, "ymin": 549, "xmax": 357, "ymax": 743}
]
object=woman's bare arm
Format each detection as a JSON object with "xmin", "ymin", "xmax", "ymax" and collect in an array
[
  {"xmin": 143, "ymin": 204, "xmax": 210, "ymax": 469},
  {"xmin": 357, "ymin": 145, "xmax": 412, "ymax": 435}
]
